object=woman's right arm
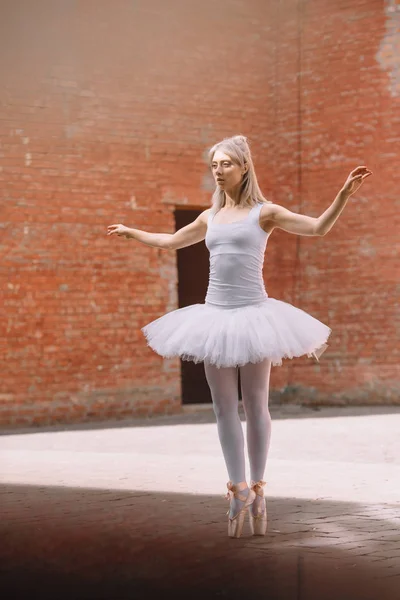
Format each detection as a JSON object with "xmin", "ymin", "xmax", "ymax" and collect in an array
[{"xmin": 107, "ymin": 209, "xmax": 211, "ymax": 250}]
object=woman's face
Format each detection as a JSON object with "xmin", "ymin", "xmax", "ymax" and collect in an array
[{"xmin": 211, "ymin": 150, "xmax": 244, "ymax": 191}]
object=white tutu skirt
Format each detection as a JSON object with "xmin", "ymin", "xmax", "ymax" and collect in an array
[{"xmin": 141, "ymin": 298, "xmax": 332, "ymax": 368}]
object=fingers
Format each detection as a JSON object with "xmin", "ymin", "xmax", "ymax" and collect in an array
[
  {"xmin": 107, "ymin": 224, "xmax": 120, "ymax": 236},
  {"xmin": 107, "ymin": 224, "xmax": 127, "ymax": 238},
  {"xmin": 350, "ymin": 166, "xmax": 372, "ymax": 177},
  {"xmin": 350, "ymin": 171, "xmax": 372, "ymax": 183},
  {"xmin": 350, "ymin": 166, "xmax": 367, "ymax": 174},
  {"xmin": 348, "ymin": 175, "xmax": 363, "ymax": 183}
]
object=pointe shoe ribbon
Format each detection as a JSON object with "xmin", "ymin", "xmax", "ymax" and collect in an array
[
  {"xmin": 225, "ymin": 481, "xmax": 248, "ymax": 515},
  {"xmin": 225, "ymin": 481, "xmax": 256, "ymax": 538},
  {"xmin": 250, "ymin": 480, "xmax": 267, "ymax": 518},
  {"xmin": 249, "ymin": 480, "xmax": 267, "ymax": 536}
]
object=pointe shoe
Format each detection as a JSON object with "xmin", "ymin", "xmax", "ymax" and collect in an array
[
  {"xmin": 248, "ymin": 480, "xmax": 267, "ymax": 536},
  {"xmin": 225, "ymin": 481, "xmax": 256, "ymax": 539}
]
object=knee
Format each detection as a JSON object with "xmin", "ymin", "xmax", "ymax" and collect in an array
[
  {"xmin": 246, "ymin": 406, "xmax": 271, "ymax": 431},
  {"xmin": 243, "ymin": 393, "xmax": 270, "ymax": 420}
]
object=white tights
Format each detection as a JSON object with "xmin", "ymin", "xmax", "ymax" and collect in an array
[{"xmin": 204, "ymin": 358, "xmax": 272, "ymax": 515}]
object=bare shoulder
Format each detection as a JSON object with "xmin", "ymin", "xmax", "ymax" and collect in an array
[
  {"xmin": 259, "ymin": 202, "xmax": 278, "ymax": 234},
  {"xmin": 198, "ymin": 208, "xmax": 212, "ymax": 225}
]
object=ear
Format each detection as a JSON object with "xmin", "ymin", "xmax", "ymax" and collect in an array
[{"xmin": 243, "ymin": 164, "xmax": 248, "ymax": 175}]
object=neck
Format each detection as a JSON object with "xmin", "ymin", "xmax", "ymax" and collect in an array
[{"xmin": 223, "ymin": 186, "xmax": 242, "ymax": 208}]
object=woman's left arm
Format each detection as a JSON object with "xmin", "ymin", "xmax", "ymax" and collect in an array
[{"xmin": 265, "ymin": 166, "xmax": 372, "ymax": 237}]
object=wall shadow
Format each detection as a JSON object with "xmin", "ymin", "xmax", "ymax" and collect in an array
[
  {"xmin": 1, "ymin": 404, "xmax": 400, "ymax": 436},
  {"xmin": 1, "ymin": 483, "xmax": 399, "ymax": 600}
]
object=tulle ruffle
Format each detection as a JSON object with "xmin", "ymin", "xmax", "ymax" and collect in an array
[{"xmin": 141, "ymin": 299, "xmax": 331, "ymax": 368}]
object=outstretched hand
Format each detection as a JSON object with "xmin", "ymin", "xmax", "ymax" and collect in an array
[
  {"xmin": 342, "ymin": 166, "xmax": 373, "ymax": 196},
  {"xmin": 107, "ymin": 224, "xmax": 129, "ymax": 238}
]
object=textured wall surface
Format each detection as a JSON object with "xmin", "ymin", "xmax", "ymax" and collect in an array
[{"xmin": 1, "ymin": 0, "xmax": 399, "ymax": 427}]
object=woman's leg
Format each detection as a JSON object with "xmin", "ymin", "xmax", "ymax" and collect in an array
[
  {"xmin": 239, "ymin": 358, "xmax": 272, "ymax": 514},
  {"xmin": 204, "ymin": 361, "xmax": 247, "ymax": 516}
]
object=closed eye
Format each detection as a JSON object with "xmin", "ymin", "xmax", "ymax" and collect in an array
[{"xmin": 211, "ymin": 162, "xmax": 232, "ymax": 168}]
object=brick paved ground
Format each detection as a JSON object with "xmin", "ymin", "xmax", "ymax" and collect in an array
[{"xmin": 1, "ymin": 405, "xmax": 399, "ymax": 600}]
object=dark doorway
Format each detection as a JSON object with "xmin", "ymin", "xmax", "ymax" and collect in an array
[{"xmin": 174, "ymin": 208, "xmax": 212, "ymax": 404}]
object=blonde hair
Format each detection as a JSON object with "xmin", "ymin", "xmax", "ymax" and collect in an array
[{"xmin": 208, "ymin": 135, "xmax": 272, "ymax": 212}]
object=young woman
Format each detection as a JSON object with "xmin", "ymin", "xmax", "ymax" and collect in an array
[{"xmin": 107, "ymin": 135, "xmax": 372, "ymax": 539}]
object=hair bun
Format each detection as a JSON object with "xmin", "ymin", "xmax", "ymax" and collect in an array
[{"xmin": 232, "ymin": 135, "xmax": 248, "ymax": 145}]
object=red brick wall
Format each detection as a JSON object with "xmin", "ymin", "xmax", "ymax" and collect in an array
[
  {"xmin": 286, "ymin": 0, "xmax": 399, "ymax": 404},
  {"xmin": 1, "ymin": 0, "xmax": 398, "ymax": 427}
]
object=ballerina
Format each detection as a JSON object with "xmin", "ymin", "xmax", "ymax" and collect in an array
[{"xmin": 107, "ymin": 135, "xmax": 372, "ymax": 538}]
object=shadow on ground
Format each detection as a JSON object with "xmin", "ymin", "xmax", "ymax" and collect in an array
[
  {"xmin": 1, "ymin": 483, "xmax": 399, "ymax": 600},
  {"xmin": 2, "ymin": 405, "xmax": 400, "ymax": 436}
]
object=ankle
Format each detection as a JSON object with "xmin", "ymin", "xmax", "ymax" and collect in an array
[
  {"xmin": 226, "ymin": 481, "xmax": 251, "ymax": 519},
  {"xmin": 228, "ymin": 480, "xmax": 248, "ymax": 492},
  {"xmin": 250, "ymin": 480, "xmax": 266, "ymax": 495},
  {"xmin": 250, "ymin": 480, "xmax": 267, "ymax": 516}
]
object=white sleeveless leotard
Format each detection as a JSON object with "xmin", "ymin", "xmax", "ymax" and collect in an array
[{"xmin": 205, "ymin": 202, "xmax": 269, "ymax": 308}]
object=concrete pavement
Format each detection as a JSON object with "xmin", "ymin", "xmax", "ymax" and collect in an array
[{"xmin": 1, "ymin": 404, "xmax": 399, "ymax": 599}]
